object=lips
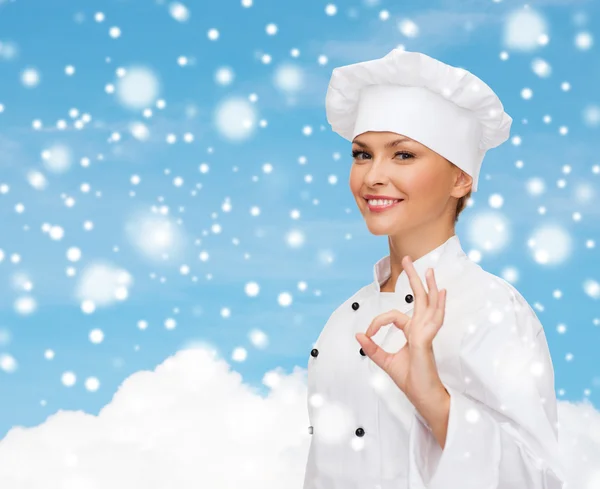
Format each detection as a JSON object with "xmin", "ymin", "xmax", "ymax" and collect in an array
[{"xmin": 366, "ymin": 199, "xmax": 404, "ymax": 213}]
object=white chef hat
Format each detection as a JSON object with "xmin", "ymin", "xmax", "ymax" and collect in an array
[{"xmin": 325, "ymin": 49, "xmax": 513, "ymax": 192}]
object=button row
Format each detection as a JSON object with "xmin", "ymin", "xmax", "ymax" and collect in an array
[
  {"xmin": 311, "ymin": 347, "xmax": 366, "ymax": 358},
  {"xmin": 311, "ymin": 296, "xmax": 413, "ymax": 359},
  {"xmin": 308, "ymin": 426, "xmax": 365, "ymax": 437},
  {"xmin": 352, "ymin": 293, "xmax": 414, "ymax": 311}
]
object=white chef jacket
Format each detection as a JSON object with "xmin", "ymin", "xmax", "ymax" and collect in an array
[{"xmin": 303, "ymin": 234, "xmax": 567, "ymax": 489}]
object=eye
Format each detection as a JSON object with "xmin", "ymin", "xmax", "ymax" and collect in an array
[
  {"xmin": 351, "ymin": 150, "xmax": 414, "ymax": 161},
  {"xmin": 394, "ymin": 151, "xmax": 414, "ymax": 160},
  {"xmin": 351, "ymin": 150, "xmax": 369, "ymax": 160}
]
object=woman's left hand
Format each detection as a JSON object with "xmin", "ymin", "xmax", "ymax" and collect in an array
[{"xmin": 356, "ymin": 255, "xmax": 449, "ymax": 411}]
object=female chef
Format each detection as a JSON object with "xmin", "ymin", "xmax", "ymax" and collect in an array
[{"xmin": 303, "ymin": 49, "xmax": 567, "ymax": 489}]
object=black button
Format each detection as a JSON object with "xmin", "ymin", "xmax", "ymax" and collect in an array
[
  {"xmin": 311, "ymin": 348, "xmax": 319, "ymax": 357},
  {"xmin": 352, "ymin": 302, "xmax": 360, "ymax": 310},
  {"xmin": 405, "ymin": 294, "xmax": 414, "ymax": 303},
  {"xmin": 359, "ymin": 348, "xmax": 366, "ymax": 356},
  {"xmin": 355, "ymin": 427, "xmax": 365, "ymax": 437},
  {"xmin": 308, "ymin": 426, "xmax": 313, "ymax": 435}
]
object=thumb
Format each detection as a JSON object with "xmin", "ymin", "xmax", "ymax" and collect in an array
[{"xmin": 355, "ymin": 333, "xmax": 371, "ymax": 354}]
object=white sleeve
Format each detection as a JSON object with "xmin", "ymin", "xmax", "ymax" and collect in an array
[{"xmin": 407, "ymin": 297, "xmax": 567, "ymax": 489}]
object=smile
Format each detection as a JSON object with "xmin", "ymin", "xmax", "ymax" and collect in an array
[{"xmin": 366, "ymin": 199, "xmax": 404, "ymax": 212}]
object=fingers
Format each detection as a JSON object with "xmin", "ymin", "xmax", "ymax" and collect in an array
[
  {"xmin": 432, "ymin": 288, "xmax": 447, "ymax": 326},
  {"xmin": 355, "ymin": 332, "xmax": 392, "ymax": 372},
  {"xmin": 361, "ymin": 264, "xmax": 446, "ymax": 357},
  {"xmin": 403, "ymin": 256, "xmax": 442, "ymax": 322},
  {"xmin": 364, "ymin": 309, "xmax": 410, "ymax": 337},
  {"xmin": 402, "ymin": 256, "xmax": 428, "ymax": 317},
  {"xmin": 425, "ymin": 267, "xmax": 438, "ymax": 315},
  {"xmin": 358, "ymin": 309, "xmax": 409, "ymax": 374},
  {"xmin": 403, "ymin": 257, "xmax": 448, "ymax": 343}
]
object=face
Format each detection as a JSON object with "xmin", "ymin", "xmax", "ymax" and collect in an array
[{"xmin": 349, "ymin": 131, "xmax": 472, "ymax": 237}]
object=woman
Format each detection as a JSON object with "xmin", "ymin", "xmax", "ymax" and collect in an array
[{"xmin": 303, "ymin": 49, "xmax": 566, "ymax": 489}]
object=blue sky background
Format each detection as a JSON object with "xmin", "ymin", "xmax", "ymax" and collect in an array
[{"xmin": 0, "ymin": 0, "xmax": 599, "ymax": 444}]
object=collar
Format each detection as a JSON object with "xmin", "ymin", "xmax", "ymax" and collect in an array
[{"xmin": 371, "ymin": 234, "xmax": 467, "ymax": 296}]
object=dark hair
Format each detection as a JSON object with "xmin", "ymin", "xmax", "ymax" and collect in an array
[{"xmin": 454, "ymin": 190, "xmax": 472, "ymax": 224}]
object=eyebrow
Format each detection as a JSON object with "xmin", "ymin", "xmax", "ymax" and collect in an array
[{"xmin": 351, "ymin": 137, "xmax": 414, "ymax": 149}]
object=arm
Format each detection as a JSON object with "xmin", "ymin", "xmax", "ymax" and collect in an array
[
  {"xmin": 414, "ymin": 385, "xmax": 450, "ymax": 450},
  {"xmin": 409, "ymin": 296, "xmax": 567, "ymax": 489}
]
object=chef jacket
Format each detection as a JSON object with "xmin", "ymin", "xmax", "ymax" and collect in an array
[{"xmin": 303, "ymin": 234, "xmax": 567, "ymax": 489}]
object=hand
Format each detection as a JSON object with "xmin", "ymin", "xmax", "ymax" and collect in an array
[{"xmin": 355, "ymin": 255, "xmax": 448, "ymax": 410}]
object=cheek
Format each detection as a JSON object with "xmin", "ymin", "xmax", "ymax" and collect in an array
[
  {"xmin": 400, "ymin": 166, "xmax": 447, "ymax": 195},
  {"xmin": 348, "ymin": 166, "xmax": 362, "ymax": 193}
]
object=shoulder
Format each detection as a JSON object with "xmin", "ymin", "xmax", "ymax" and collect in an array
[
  {"xmin": 451, "ymin": 260, "xmax": 542, "ymax": 336},
  {"xmin": 311, "ymin": 283, "xmax": 374, "ymax": 347},
  {"xmin": 328, "ymin": 283, "xmax": 374, "ymax": 317}
]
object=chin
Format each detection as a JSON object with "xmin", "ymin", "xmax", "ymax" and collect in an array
[{"xmin": 364, "ymin": 222, "xmax": 401, "ymax": 236}]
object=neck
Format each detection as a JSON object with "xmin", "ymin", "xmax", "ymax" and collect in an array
[{"xmin": 383, "ymin": 225, "xmax": 456, "ymax": 291}]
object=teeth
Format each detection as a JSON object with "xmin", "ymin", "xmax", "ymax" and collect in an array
[{"xmin": 367, "ymin": 199, "xmax": 401, "ymax": 206}]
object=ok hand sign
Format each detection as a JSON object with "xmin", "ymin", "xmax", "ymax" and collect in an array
[{"xmin": 355, "ymin": 255, "xmax": 448, "ymax": 410}]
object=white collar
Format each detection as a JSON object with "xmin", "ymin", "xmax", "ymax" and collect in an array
[{"xmin": 371, "ymin": 234, "xmax": 467, "ymax": 296}]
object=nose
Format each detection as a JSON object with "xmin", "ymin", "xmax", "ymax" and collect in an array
[{"xmin": 362, "ymin": 157, "xmax": 392, "ymax": 186}]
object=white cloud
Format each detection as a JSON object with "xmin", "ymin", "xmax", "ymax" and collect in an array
[
  {"xmin": 0, "ymin": 346, "xmax": 596, "ymax": 487},
  {"xmin": 556, "ymin": 398, "xmax": 600, "ymax": 486},
  {"xmin": 0, "ymin": 346, "xmax": 310, "ymax": 487}
]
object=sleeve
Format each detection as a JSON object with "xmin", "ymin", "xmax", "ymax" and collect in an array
[{"xmin": 407, "ymin": 294, "xmax": 568, "ymax": 489}]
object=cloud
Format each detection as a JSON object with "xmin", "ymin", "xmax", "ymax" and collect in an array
[
  {"xmin": 0, "ymin": 346, "xmax": 310, "ymax": 488},
  {"xmin": 0, "ymin": 346, "xmax": 597, "ymax": 487},
  {"xmin": 556, "ymin": 398, "xmax": 600, "ymax": 486}
]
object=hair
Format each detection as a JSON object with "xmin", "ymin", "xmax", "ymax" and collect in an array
[{"xmin": 454, "ymin": 190, "xmax": 472, "ymax": 224}]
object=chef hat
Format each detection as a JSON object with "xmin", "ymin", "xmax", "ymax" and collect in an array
[{"xmin": 325, "ymin": 49, "xmax": 513, "ymax": 192}]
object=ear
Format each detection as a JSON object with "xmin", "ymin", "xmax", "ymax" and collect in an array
[{"xmin": 452, "ymin": 169, "xmax": 473, "ymax": 199}]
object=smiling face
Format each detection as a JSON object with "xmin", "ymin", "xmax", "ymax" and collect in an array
[{"xmin": 349, "ymin": 131, "xmax": 472, "ymax": 237}]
